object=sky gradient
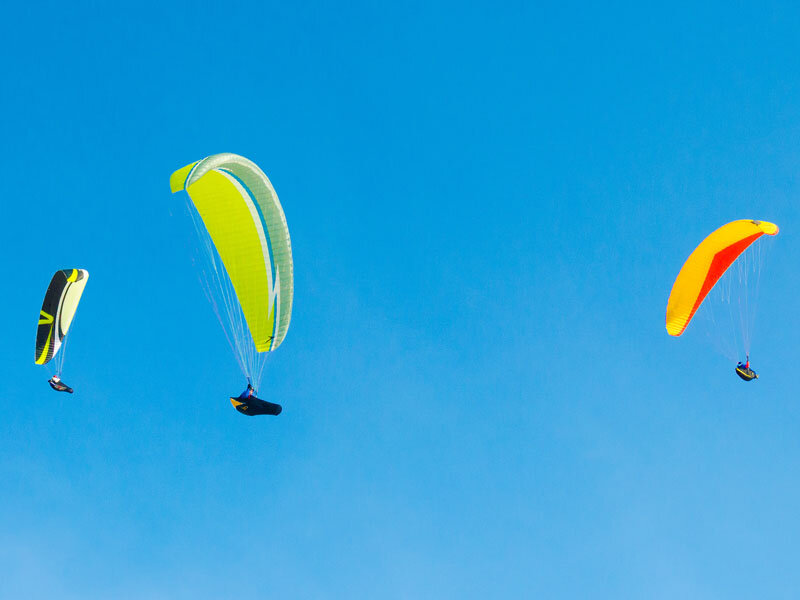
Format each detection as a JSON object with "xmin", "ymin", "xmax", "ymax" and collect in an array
[{"xmin": 2, "ymin": 2, "xmax": 800, "ymax": 598}]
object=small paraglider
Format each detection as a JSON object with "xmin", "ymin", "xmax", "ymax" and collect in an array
[
  {"xmin": 48, "ymin": 375, "xmax": 74, "ymax": 393},
  {"xmin": 171, "ymin": 154, "xmax": 294, "ymax": 416},
  {"xmin": 230, "ymin": 383, "xmax": 283, "ymax": 416},
  {"xmin": 35, "ymin": 269, "xmax": 89, "ymax": 393},
  {"xmin": 735, "ymin": 356, "xmax": 758, "ymax": 381},
  {"xmin": 666, "ymin": 220, "xmax": 778, "ymax": 381}
]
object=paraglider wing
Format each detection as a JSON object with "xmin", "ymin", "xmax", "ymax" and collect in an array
[
  {"xmin": 170, "ymin": 154, "xmax": 293, "ymax": 353},
  {"xmin": 666, "ymin": 220, "xmax": 778, "ymax": 336},
  {"xmin": 35, "ymin": 269, "xmax": 89, "ymax": 365}
]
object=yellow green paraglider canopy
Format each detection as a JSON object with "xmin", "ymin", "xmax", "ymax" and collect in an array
[{"xmin": 171, "ymin": 154, "xmax": 293, "ymax": 353}]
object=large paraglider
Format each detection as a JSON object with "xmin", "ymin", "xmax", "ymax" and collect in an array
[
  {"xmin": 170, "ymin": 153, "xmax": 293, "ymax": 415},
  {"xmin": 35, "ymin": 269, "xmax": 89, "ymax": 393},
  {"xmin": 666, "ymin": 220, "xmax": 778, "ymax": 381}
]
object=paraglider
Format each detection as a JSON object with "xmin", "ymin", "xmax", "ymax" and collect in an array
[
  {"xmin": 35, "ymin": 269, "xmax": 89, "ymax": 393},
  {"xmin": 666, "ymin": 220, "xmax": 778, "ymax": 381},
  {"xmin": 230, "ymin": 384, "xmax": 283, "ymax": 416},
  {"xmin": 735, "ymin": 356, "xmax": 758, "ymax": 381},
  {"xmin": 48, "ymin": 375, "xmax": 73, "ymax": 393},
  {"xmin": 170, "ymin": 154, "xmax": 294, "ymax": 415}
]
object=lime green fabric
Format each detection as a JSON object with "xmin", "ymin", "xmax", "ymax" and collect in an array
[{"xmin": 171, "ymin": 154, "xmax": 293, "ymax": 352}]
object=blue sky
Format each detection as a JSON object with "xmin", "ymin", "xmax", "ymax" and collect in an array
[{"xmin": 2, "ymin": 1, "xmax": 800, "ymax": 597}]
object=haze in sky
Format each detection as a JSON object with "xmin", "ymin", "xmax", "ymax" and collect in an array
[{"xmin": 2, "ymin": 2, "xmax": 800, "ymax": 598}]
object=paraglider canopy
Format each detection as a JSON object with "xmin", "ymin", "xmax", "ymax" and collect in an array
[
  {"xmin": 170, "ymin": 154, "xmax": 293, "ymax": 356},
  {"xmin": 35, "ymin": 269, "xmax": 89, "ymax": 371},
  {"xmin": 666, "ymin": 220, "xmax": 778, "ymax": 336}
]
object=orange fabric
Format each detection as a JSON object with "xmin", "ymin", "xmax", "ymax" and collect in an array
[{"xmin": 666, "ymin": 220, "xmax": 778, "ymax": 336}]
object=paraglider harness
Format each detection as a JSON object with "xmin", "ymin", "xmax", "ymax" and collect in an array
[
  {"xmin": 48, "ymin": 376, "xmax": 73, "ymax": 393},
  {"xmin": 735, "ymin": 356, "xmax": 758, "ymax": 382},
  {"xmin": 229, "ymin": 382, "xmax": 282, "ymax": 416}
]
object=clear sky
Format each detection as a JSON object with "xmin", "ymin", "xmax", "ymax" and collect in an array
[{"xmin": 2, "ymin": 1, "xmax": 800, "ymax": 598}]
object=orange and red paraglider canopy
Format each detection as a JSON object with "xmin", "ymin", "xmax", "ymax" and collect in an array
[{"xmin": 666, "ymin": 220, "xmax": 778, "ymax": 337}]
